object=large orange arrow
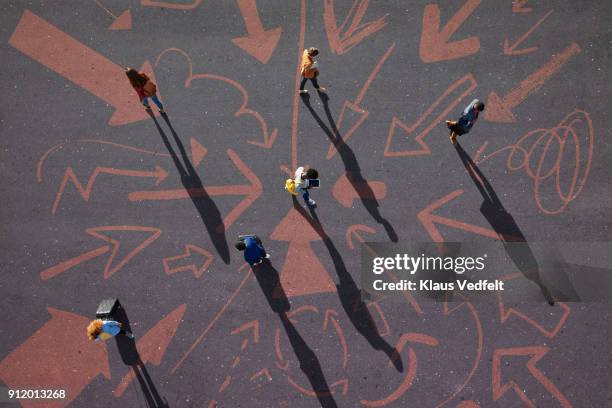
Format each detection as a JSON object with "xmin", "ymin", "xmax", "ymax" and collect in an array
[
  {"xmin": 0, "ymin": 308, "xmax": 111, "ymax": 408},
  {"xmin": 232, "ymin": 0, "xmax": 282, "ymax": 64},
  {"xmin": 270, "ymin": 209, "xmax": 336, "ymax": 297},
  {"xmin": 40, "ymin": 226, "xmax": 162, "ymax": 280},
  {"xmin": 326, "ymin": 43, "xmax": 395, "ymax": 159},
  {"xmin": 128, "ymin": 149, "xmax": 261, "ymax": 230},
  {"xmin": 384, "ymin": 74, "xmax": 477, "ymax": 157},
  {"xmin": 163, "ymin": 244, "xmax": 213, "ymax": 278},
  {"xmin": 419, "ymin": 0, "xmax": 481, "ymax": 63},
  {"xmin": 9, "ymin": 10, "xmax": 158, "ymax": 126},
  {"xmin": 492, "ymin": 347, "xmax": 573, "ymax": 408},
  {"xmin": 485, "ymin": 42, "xmax": 581, "ymax": 122},
  {"xmin": 417, "ymin": 189, "xmax": 500, "ymax": 242},
  {"xmin": 323, "ymin": 0, "xmax": 388, "ymax": 55},
  {"xmin": 503, "ymin": 10, "xmax": 553, "ymax": 55},
  {"xmin": 51, "ymin": 165, "xmax": 168, "ymax": 214}
]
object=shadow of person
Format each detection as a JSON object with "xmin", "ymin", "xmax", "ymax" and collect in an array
[
  {"xmin": 113, "ymin": 305, "xmax": 169, "ymax": 407},
  {"xmin": 251, "ymin": 260, "xmax": 337, "ymax": 407},
  {"xmin": 148, "ymin": 112, "xmax": 230, "ymax": 264},
  {"xmin": 454, "ymin": 143, "xmax": 555, "ymax": 305},
  {"xmin": 291, "ymin": 197, "xmax": 403, "ymax": 372},
  {"xmin": 252, "ymin": 261, "xmax": 291, "ymax": 314},
  {"xmin": 278, "ymin": 312, "xmax": 339, "ymax": 408},
  {"xmin": 300, "ymin": 93, "xmax": 398, "ymax": 242}
]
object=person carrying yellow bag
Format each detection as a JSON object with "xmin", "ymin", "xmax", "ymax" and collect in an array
[{"xmin": 285, "ymin": 166, "xmax": 319, "ymax": 207}]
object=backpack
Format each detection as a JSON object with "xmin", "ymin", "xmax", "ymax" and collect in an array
[{"xmin": 285, "ymin": 178, "xmax": 298, "ymax": 195}]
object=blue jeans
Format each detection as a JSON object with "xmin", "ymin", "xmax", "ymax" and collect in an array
[
  {"xmin": 142, "ymin": 94, "xmax": 163, "ymax": 110},
  {"xmin": 301, "ymin": 189, "xmax": 310, "ymax": 203}
]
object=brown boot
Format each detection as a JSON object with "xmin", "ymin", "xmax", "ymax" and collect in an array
[{"xmin": 449, "ymin": 133, "xmax": 457, "ymax": 144}]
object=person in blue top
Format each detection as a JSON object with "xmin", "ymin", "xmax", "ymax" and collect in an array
[
  {"xmin": 446, "ymin": 99, "xmax": 485, "ymax": 144},
  {"xmin": 87, "ymin": 319, "xmax": 135, "ymax": 341},
  {"xmin": 235, "ymin": 235, "xmax": 270, "ymax": 266}
]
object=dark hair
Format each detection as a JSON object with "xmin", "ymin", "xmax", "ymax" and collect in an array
[
  {"xmin": 235, "ymin": 242, "xmax": 246, "ymax": 251},
  {"xmin": 475, "ymin": 101, "xmax": 485, "ymax": 111},
  {"xmin": 126, "ymin": 68, "xmax": 147, "ymax": 87},
  {"xmin": 304, "ymin": 168, "xmax": 318, "ymax": 179},
  {"xmin": 307, "ymin": 47, "xmax": 319, "ymax": 57}
]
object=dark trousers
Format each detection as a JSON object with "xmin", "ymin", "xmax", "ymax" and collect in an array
[{"xmin": 300, "ymin": 77, "xmax": 320, "ymax": 90}]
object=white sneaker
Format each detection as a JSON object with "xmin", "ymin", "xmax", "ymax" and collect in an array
[
  {"xmin": 265, "ymin": 253, "xmax": 270, "ymax": 259},
  {"xmin": 316, "ymin": 87, "xmax": 326, "ymax": 93},
  {"xmin": 299, "ymin": 89, "xmax": 308, "ymax": 94},
  {"xmin": 307, "ymin": 199, "xmax": 316, "ymax": 207}
]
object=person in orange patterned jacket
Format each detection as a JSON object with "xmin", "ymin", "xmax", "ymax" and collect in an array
[{"xmin": 299, "ymin": 47, "xmax": 326, "ymax": 94}]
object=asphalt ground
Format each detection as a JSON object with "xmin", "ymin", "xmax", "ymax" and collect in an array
[{"xmin": 1, "ymin": 1, "xmax": 611, "ymax": 407}]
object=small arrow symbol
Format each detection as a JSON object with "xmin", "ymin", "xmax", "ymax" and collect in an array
[
  {"xmin": 485, "ymin": 42, "xmax": 581, "ymax": 122},
  {"xmin": 232, "ymin": 0, "xmax": 282, "ymax": 64},
  {"xmin": 163, "ymin": 244, "xmax": 213, "ymax": 278},
  {"xmin": 323, "ymin": 0, "xmax": 388, "ymax": 55},
  {"xmin": 40, "ymin": 226, "xmax": 162, "ymax": 280},
  {"xmin": 419, "ymin": 0, "xmax": 481, "ymax": 63},
  {"xmin": 493, "ymin": 347, "xmax": 572, "ymax": 408},
  {"xmin": 503, "ymin": 10, "xmax": 553, "ymax": 56},
  {"xmin": 345, "ymin": 224, "xmax": 376, "ymax": 251}
]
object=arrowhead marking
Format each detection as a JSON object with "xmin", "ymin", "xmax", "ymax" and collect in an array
[
  {"xmin": 108, "ymin": 9, "xmax": 132, "ymax": 31},
  {"xmin": 484, "ymin": 91, "xmax": 517, "ymax": 123},
  {"xmin": 232, "ymin": 27, "xmax": 282, "ymax": 64}
]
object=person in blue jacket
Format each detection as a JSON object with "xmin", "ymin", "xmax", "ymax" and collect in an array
[
  {"xmin": 446, "ymin": 99, "xmax": 485, "ymax": 144},
  {"xmin": 235, "ymin": 235, "xmax": 269, "ymax": 266},
  {"xmin": 87, "ymin": 319, "xmax": 135, "ymax": 341}
]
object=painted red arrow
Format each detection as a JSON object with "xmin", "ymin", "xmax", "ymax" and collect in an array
[
  {"xmin": 0, "ymin": 308, "xmax": 111, "ymax": 408},
  {"xmin": 270, "ymin": 209, "xmax": 336, "ymax": 297},
  {"xmin": 129, "ymin": 149, "xmax": 261, "ymax": 230},
  {"xmin": 493, "ymin": 347, "xmax": 572, "ymax": 408},
  {"xmin": 232, "ymin": 0, "xmax": 282, "ymax": 64},
  {"xmin": 512, "ymin": 0, "xmax": 533, "ymax": 13},
  {"xmin": 384, "ymin": 74, "xmax": 477, "ymax": 157},
  {"xmin": 360, "ymin": 333, "xmax": 438, "ymax": 407},
  {"xmin": 9, "ymin": 10, "xmax": 158, "ymax": 125},
  {"xmin": 326, "ymin": 43, "xmax": 395, "ymax": 159},
  {"xmin": 52, "ymin": 165, "xmax": 168, "ymax": 214},
  {"xmin": 40, "ymin": 226, "xmax": 162, "ymax": 280},
  {"xmin": 417, "ymin": 189, "xmax": 501, "ymax": 242},
  {"xmin": 231, "ymin": 319, "xmax": 260, "ymax": 345},
  {"xmin": 114, "ymin": 304, "xmax": 187, "ymax": 397},
  {"xmin": 485, "ymin": 42, "xmax": 581, "ymax": 122},
  {"xmin": 163, "ymin": 244, "xmax": 213, "ymax": 278},
  {"xmin": 419, "ymin": 0, "xmax": 481, "ymax": 63},
  {"xmin": 504, "ymin": 10, "xmax": 553, "ymax": 55},
  {"xmin": 323, "ymin": 0, "xmax": 388, "ymax": 55}
]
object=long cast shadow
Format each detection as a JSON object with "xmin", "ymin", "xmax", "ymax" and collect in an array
[
  {"xmin": 292, "ymin": 197, "xmax": 403, "ymax": 372},
  {"xmin": 149, "ymin": 112, "xmax": 230, "ymax": 263},
  {"xmin": 301, "ymin": 93, "xmax": 398, "ymax": 242},
  {"xmin": 454, "ymin": 143, "xmax": 555, "ymax": 305},
  {"xmin": 251, "ymin": 261, "xmax": 338, "ymax": 407},
  {"xmin": 113, "ymin": 305, "xmax": 169, "ymax": 407}
]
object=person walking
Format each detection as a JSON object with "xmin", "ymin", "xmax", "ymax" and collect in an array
[
  {"xmin": 285, "ymin": 166, "xmax": 319, "ymax": 207},
  {"xmin": 236, "ymin": 235, "xmax": 269, "ymax": 266},
  {"xmin": 446, "ymin": 99, "xmax": 485, "ymax": 144},
  {"xmin": 126, "ymin": 67, "xmax": 165, "ymax": 113},
  {"xmin": 87, "ymin": 319, "xmax": 135, "ymax": 341},
  {"xmin": 299, "ymin": 47, "xmax": 326, "ymax": 94}
]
